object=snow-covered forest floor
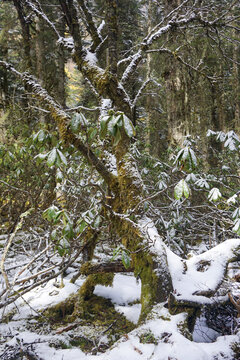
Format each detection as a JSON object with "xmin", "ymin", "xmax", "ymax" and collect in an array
[{"xmin": 0, "ymin": 232, "xmax": 239, "ymax": 360}]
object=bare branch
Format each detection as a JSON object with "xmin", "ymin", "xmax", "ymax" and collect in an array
[
  {"xmin": 0, "ymin": 209, "xmax": 33, "ymax": 289},
  {"xmin": 24, "ymin": 0, "xmax": 61, "ymax": 39},
  {"xmin": 76, "ymin": 0, "xmax": 102, "ymax": 50},
  {"xmin": 228, "ymin": 292, "xmax": 240, "ymax": 316},
  {"xmin": 0, "ymin": 180, "xmax": 32, "ymax": 197},
  {"xmin": 65, "ymin": 105, "xmax": 99, "ymax": 113},
  {"xmin": 146, "ymin": 47, "xmax": 218, "ymax": 80}
]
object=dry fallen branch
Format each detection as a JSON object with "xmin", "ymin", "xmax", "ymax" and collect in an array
[
  {"xmin": 228, "ymin": 292, "xmax": 240, "ymax": 317},
  {"xmin": 0, "ymin": 209, "xmax": 33, "ymax": 289}
]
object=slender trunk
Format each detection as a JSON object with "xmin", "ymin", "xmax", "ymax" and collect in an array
[
  {"xmin": 56, "ymin": 10, "xmax": 66, "ymax": 107},
  {"xmin": 35, "ymin": 17, "xmax": 46, "ymax": 124},
  {"xmin": 106, "ymin": 0, "xmax": 118, "ymax": 76},
  {"xmin": 207, "ymin": 83, "xmax": 222, "ymax": 166},
  {"xmin": 13, "ymin": 0, "xmax": 32, "ymax": 70},
  {"xmin": 145, "ymin": 0, "xmax": 152, "ymax": 153},
  {"xmin": 233, "ymin": 29, "xmax": 240, "ymax": 131}
]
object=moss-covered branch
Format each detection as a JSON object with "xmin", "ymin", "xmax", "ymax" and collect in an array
[
  {"xmin": 80, "ymin": 260, "xmax": 134, "ymax": 275},
  {"xmin": 0, "ymin": 61, "xmax": 115, "ymax": 185}
]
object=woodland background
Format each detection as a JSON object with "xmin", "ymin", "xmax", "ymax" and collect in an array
[{"xmin": 0, "ymin": 0, "xmax": 240, "ymax": 358}]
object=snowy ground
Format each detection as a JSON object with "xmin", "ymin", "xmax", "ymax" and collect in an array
[{"xmin": 0, "ymin": 234, "xmax": 239, "ymax": 359}]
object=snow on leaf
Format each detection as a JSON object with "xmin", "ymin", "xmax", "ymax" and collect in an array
[
  {"xmin": 122, "ymin": 251, "xmax": 131, "ymax": 269},
  {"xmin": 38, "ymin": 129, "xmax": 45, "ymax": 142},
  {"xmin": 158, "ymin": 180, "xmax": 167, "ymax": 190},
  {"xmin": 174, "ymin": 180, "xmax": 184, "ymax": 200},
  {"xmin": 57, "ymin": 149, "xmax": 67, "ymax": 166},
  {"xmin": 189, "ymin": 148, "xmax": 197, "ymax": 168},
  {"xmin": 108, "ymin": 114, "xmax": 121, "ymax": 136},
  {"xmin": 174, "ymin": 147, "xmax": 196, "ymax": 170},
  {"xmin": 35, "ymin": 152, "xmax": 48, "ymax": 161},
  {"xmin": 63, "ymin": 223, "xmax": 74, "ymax": 240},
  {"xmin": 206, "ymin": 129, "xmax": 216, "ymax": 137},
  {"xmin": 183, "ymin": 180, "xmax": 190, "ymax": 198},
  {"xmin": 100, "ymin": 115, "xmax": 111, "ymax": 139},
  {"xmin": 232, "ymin": 219, "xmax": 240, "ymax": 235},
  {"xmin": 195, "ymin": 178, "xmax": 210, "ymax": 189},
  {"xmin": 224, "ymin": 137, "xmax": 236, "ymax": 151},
  {"xmin": 76, "ymin": 219, "xmax": 87, "ymax": 232},
  {"xmin": 47, "ymin": 148, "xmax": 57, "ymax": 167},
  {"xmin": 208, "ymin": 188, "xmax": 222, "ymax": 202},
  {"xmin": 174, "ymin": 148, "xmax": 184, "ymax": 165},
  {"xmin": 174, "ymin": 179, "xmax": 190, "ymax": 200},
  {"xmin": 71, "ymin": 113, "xmax": 88, "ymax": 132},
  {"xmin": 185, "ymin": 173, "xmax": 197, "ymax": 183},
  {"xmin": 122, "ymin": 114, "xmax": 136, "ymax": 137},
  {"xmin": 227, "ymin": 194, "xmax": 237, "ymax": 205},
  {"xmin": 232, "ymin": 207, "xmax": 240, "ymax": 219},
  {"xmin": 42, "ymin": 205, "xmax": 59, "ymax": 221},
  {"xmin": 182, "ymin": 146, "xmax": 189, "ymax": 161},
  {"xmin": 222, "ymin": 165, "xmax": 230, "ymax": 171},
  {"xmin": 56, "ymin": 168, "xmax": 63, "ymax": 182},
  {"xmin": 216, "ymin": 131, "xmax": 226, "ymax": 142},
  {"xmin": 226, "ymin": 130, "xmax": 240, "ymax": 142}
]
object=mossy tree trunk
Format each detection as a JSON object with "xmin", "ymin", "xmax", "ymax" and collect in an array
[{"xmin": 102, "ymin": 132, "xmax": 173, "ymax": 319}]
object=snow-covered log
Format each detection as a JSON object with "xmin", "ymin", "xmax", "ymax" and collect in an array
[{"xmin": 167, "ymin": 238, "xmax": 240, "ymax": 307}]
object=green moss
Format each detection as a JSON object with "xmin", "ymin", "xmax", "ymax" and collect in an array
[
  {"xmin": 133, "ymin": 252, "xmax": 158, "ymax": 322},
  {"xmin": 177, "ymin": 320, "xmax": 193, "ymax": 340},
  {"xmin": 139, "ymin": 331, "xmax": 158, "ymax": 345},
  {"xmin": 42, "ymin": 294, "xmax": 76, "ymax": 324},
  {"xmin": 55, "ymin": 294, "xmax": 134, "ymax": 353},
  {"xmin": 168, "ymin": 294, "xmax": 200, "ymax": 333},
  {"xmin": 74, "ymin": 273, "xmax": 114, "ymax": 317},
  {"xmin": 78, "ymin": 273, "xmax": 114, "ymax": 301},
  {"xmin": 49, "ymin": 340, "xmax": 72, "ymax": 350},
  {"xmin": 69, "ymin": 336, "xmax": 94, "ymax": 352},
  {"xmin": 0, "ymin": 309, "xmax": 16, "ymax": 323}
]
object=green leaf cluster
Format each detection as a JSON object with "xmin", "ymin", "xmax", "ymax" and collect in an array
[
  {"xmin": 174, "ymin": 146, "xmax": 197, "ymax": 172},
  {"xmin": 111, "ymin": 246, "xmax": 131, "ymax": 269},
  {"xmin": 100, "ymin": 113, "xmax": 136, "ymax": 146},
  {"xmin": 36, "ymin": 148, "xmax": 67, "ymax": 167},
  {"xmin": 174, "ymin": 179, "xmax": 190, "ymax": 200}
]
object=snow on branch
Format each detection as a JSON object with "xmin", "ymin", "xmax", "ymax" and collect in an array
[
  {"xmin": 65, "ymin": 105, "xmax": 99, "ymax": 113},
  {"xmin": 167, "ymin": 238, "xmax": 240, "ymax": 306},
  {"xmin": 24, "ymin": 0, "xmax": 61, "ymax": 40},
  {"xmin": 120, "ymin": 1, "xmax": 236, "ymax": 86},
  {"xmin": 144, "ymin": 0, "xmax": 190, "ymax": 45},
  {"xmin": 120, "ymin": 9, "xmax": 195, "ymax": 85},
  {"xmin": 146, "ymin": 24, "xmax": 172, "ymax": 46},
  {"xmin": 121, "ymin": 50, "xmax": 143, "ymax": 86},
  {"xmin": 132, "ymin": 79, "xmax": 162, "ymax": 107}
]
